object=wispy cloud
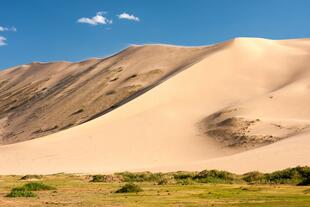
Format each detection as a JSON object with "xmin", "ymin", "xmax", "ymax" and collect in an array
[
  {"xmin": 0, "ymin": 36, "xmax": 7, "ymax": 46},
  {"xmin": 0, "ymin": 26, "xmax": 16, "ymax": 32},
  {"xmin": 0, "ymin": 25, "xmax": 16, "ymax": 47},
  {"xmin": 77, "ymin": 12, "xmax": 112, "ymax": 25},
  {"xmin": 117, "ymin": 12, "xmax": 140, "ymax": 22}
]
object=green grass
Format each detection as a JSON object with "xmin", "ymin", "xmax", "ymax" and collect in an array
[{"xmin": 0, "ymin": 167, "xmax": 310, "ymax": 206}]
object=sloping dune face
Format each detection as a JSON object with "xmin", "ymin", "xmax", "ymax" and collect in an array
[
  {"xmin": 0, "ymin": 45, "xmax": 211, "ymax": 144},
  {"xmin": 0, "ymin": 38, "xmax": 310, "ymax": 174}
]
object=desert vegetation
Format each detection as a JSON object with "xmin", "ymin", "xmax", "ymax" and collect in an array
[
  {"xmin": 6, "ymin": 187, "xmax": 36, "ymax": 198},
  {"xmin": 5, "ymin": 182, "xmax": 55, "ymax": 198},
  {"xmin": 96, "ymin": 166, "xmax": 310, "ymax": 186},
  {"xmin": 115, "ymin": 183, "xmax": 143, "ymax": 193},
  {"xmin": 1, "ymin": 167, "xmax": 310, "ymax": 206}
]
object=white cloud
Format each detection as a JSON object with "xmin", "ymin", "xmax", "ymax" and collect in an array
[
  {"xmin": 0, "ymin": 26, "xmax": 16, "ymax": 32},
  {"xmin": 0, "ymin": 36, "xmax": 7, "ymax": 46},
  {"xmin": 0, "ymin": 26, "xmax": 7, "ymax": 31},
  {"xmin": 77, "ymin": 12, "xmax": 112, "ymax": 25},
  {"xmin": 117, "ymin": 12, "xmax": 140, "ymax": 21}
]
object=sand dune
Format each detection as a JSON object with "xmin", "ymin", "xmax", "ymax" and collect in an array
[
  {"xmin": 0, "ymin": 45, "xmax": 211, "ymax": 144},
  {"xmin": 0, "ymin": 37, "xmax": 310, "ymax": 174}
]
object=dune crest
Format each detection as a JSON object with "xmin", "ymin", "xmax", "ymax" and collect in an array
[{"xmin": 0, "ymin": 37, "xmax": 310, "ymax": 174}]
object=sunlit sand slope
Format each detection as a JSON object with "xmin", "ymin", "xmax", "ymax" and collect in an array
[{"xmin": 0, "ymin": 38, "xmax": 310, "ymax": 174}]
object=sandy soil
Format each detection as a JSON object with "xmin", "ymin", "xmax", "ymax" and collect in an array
[{"xmin": 0, "ymin": 37, "xmax": 310, "ymax": 174}]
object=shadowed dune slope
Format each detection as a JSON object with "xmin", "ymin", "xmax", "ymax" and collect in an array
[
  {"xmin": 0, "ymin": 37, "xmax": 310, "ymax": 174},
  {"xmin": 0, "ymin": 45, "xmax": 212, "ymax": 144}
]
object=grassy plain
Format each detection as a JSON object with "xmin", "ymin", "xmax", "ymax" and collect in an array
[{"xmin": 0, "ymin": 169, "xmax": 310, "ymax": 207}]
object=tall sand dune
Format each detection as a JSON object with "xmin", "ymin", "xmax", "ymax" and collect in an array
[
  {"xmin": 0, "ymin": 37, "xmax": 310, "ymax": 174},
  {"xmin": 0, "ymin": 45, "xmax": 211, "ymax": 144}
]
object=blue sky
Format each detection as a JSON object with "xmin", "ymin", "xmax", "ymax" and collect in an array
[{"xmin": 1, "ymin": 0, "xmax": 310, "ymax": 70}]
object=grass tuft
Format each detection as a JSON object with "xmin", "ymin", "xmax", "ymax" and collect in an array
[{"xmin": 115, "ymin": 183, "xmax": 143, "ymax": 193}]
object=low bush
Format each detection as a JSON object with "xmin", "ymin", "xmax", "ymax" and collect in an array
[
  {"xmin": 173, "ymin": 172, "xmax": 195, "ymax": 180},
  {"xmin": 93, "ymin": 166, "xmax": 310, "ymax": 186},
  {"xmin": 116, "ymin": 172, "xmax": 164, "ymax": 182},
  {"xmin": 23, "ymin": 182, "xmax": 56, "ymax": 191},
  {"xmin": 90, "ymin": 175, "xmax": 107, "ymax": 182},
  {"xmin": 298, "ymin": 178, "xmax": 310, "ymax": 186},
  {"xmin": 193, "ymin": 169, "xmax": 236, "ymax": 183},
  {"xmin": 6, "ymin": 182, "xmax": 56, "ymax": 198},
  {"xmin": 172, "ymin": 172, "xmax": 196, "ymax": 185},
  {"xmin": 242, "ymin": 171, "xmax": 265, "ymax": 183},
  {"xmin": 115, "ymin": 183, "xmax": 143, "ymax": 193},
  {"xmin": 265, "ymin": 166, "xmax": 310, "ymax": 184},
  {"xmin": 6, "ymin": 187, "xmax": 36, "ymax": 197},
  {"xmin": 157, "ymin": 178, "xmax": 169, "ymax": 185}
]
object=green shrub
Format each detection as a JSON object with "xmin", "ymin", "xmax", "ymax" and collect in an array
[
  {"xmin": 115, "ymin": 183, "xmax": 143, "ymax": 193},
  {"xmin": 90, "ymin": 175, "xmax": 107, "ymax": 182},
  {"xmin": 241, "ymin": 167, "xmax": 310, "ymax": 185},
  {"xmin": 90, "ymin": 174, "xmax": 122, "ymax": 182},
  {"xmin": 265, "ymin": 166, "xmax": 310, "ymax": 184},
  {"xmin": 6, "ymin": 187, "xmax": 36, "ymax": 197},
  {"xmin": 298, "ymin": 178, "xmax": 310, "ymax": 186},
  {"xmin": 116, "ymin": 172, "xmax": 164, "ymax": 182},
  {"xmin": 242, "ymin": 171, "xmax": 265, "ymax": 183},
  {"xmin": 193, "ymin": 169, "xmax": 236, "ymax": 183},
  {"xmin": 23, "ymin": 182, "xmax": 56, "ymax": 191},
  {"xmin": 173, "ymin": 172, "xmax": 195, "ymax": 180},
  {"xmin": 172, "ymin": 172, "xmax": 196, "ymax": 185},
  {"xmin": 147, "ymin": 173, "xmax": 165, "ymax": 182},
  {"xmin": 157, "ymin": 178, "xmax": 169, "ymax": 185}
]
